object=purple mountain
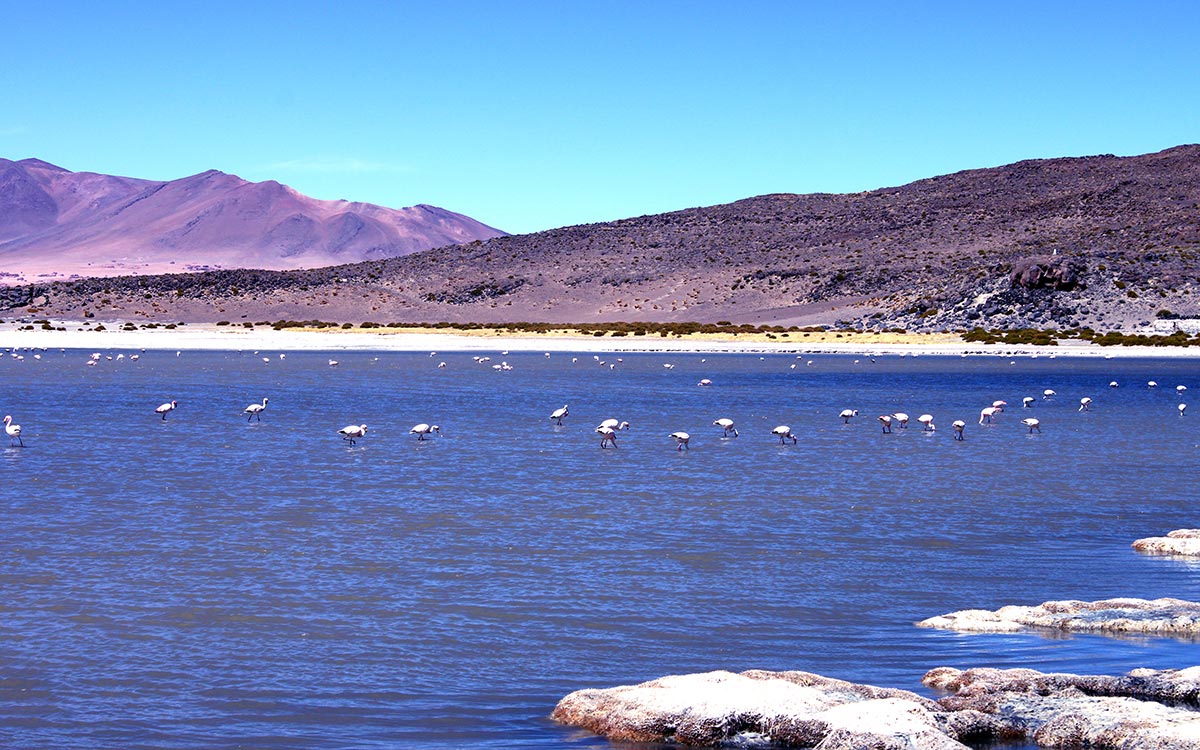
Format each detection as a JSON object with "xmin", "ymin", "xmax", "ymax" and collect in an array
[{"xmin": 0, "ymin": 158, "xmax": 505, "ymax": 282}]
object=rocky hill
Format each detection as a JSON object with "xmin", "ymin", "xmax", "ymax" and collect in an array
[
  {"xmin": 0, "ymin": 158, "xmax": 505, "ymax": 282},
  {"xmin": 5, "ymin": 146, "xmax": 1199, "ymax": 331}
]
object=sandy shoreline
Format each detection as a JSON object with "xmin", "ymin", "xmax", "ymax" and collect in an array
[{"xmin": 3, "ymin": 321, "xmax": 1200, "ymax": 357}]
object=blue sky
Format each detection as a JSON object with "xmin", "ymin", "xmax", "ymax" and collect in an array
[{"xmin": 3, "ymin": 1, "xmax": 1197, "ymax": 234}]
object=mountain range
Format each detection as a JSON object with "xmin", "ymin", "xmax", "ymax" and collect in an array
[
  {"xmin": 0, "ymin": 158, "xmax": 505, "ymax": 283},
  {"xmin": 4, "ymin": 146, "xmax": 1199, "ymax": 331}
]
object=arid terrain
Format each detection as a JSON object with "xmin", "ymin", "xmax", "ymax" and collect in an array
[
  {"xmin": 4, "ymin": 146, "xmax": 1199, "ymax": 331},
  {"xmin": 0, "ymin": 158, "xmax": 505, "ymax": 282}
]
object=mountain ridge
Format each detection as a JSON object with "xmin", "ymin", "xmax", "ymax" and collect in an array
[
  {"xmin": 5, "ymin": 145, "xmax": 1200, "ymax": 331},
  {"xmin": 0, "ymin": 158, "xmax": 506, "ymax": 281}
]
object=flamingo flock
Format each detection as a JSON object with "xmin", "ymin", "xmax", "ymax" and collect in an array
[{"xmin": 1, "ymin": 347, "xmax": 1193, "ymax": 452}]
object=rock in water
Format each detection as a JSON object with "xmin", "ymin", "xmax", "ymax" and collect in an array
[
  {"xmin": 1132, "ymin": 529, "xmax": 1200, "ymax": 556},
  {"xmin": 917, "ymin": 597, "xmax": 1200, "ymax": 637},
  {"xmin": 925, "ymin": 666, "xmax": 1200, "ymax": 749},
  {"xmin": 551, "ymin": 669, "xmax": 986, "ymax": 748}
]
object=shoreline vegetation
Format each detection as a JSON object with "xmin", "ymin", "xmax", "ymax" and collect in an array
[{"xmin": 5, "ymin": 317, "xmax": 1200, "ymax": 350}]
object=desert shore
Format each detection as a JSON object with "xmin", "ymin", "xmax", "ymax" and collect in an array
[{"xmin": 3, "ymin": 321, "xmax": 1200, "ymax": 357}]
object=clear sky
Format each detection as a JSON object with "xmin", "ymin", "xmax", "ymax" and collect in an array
[{"xmin": 3, "ymin": 1, "xmax": 1197, "ymax": 235}]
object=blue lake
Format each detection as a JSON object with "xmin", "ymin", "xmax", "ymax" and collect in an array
[{"xmin": 1, "ymin": 347, "xmax": 1198, "ymax": 748}]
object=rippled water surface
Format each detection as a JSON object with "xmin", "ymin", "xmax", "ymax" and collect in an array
[{"xmin": 1, "ymin": 347, "xmax": 1198, "ymax": 748}]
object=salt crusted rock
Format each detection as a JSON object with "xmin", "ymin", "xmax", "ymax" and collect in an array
[
  {"xmin": 917, "ymin": 597, "xmax": 1200, "ymax": 637},
  {"xmin": 550, "ymin": 669, "xmax": 985, "ymax": 748},
  {"xmin": 925, "ymin": 667, "xmax": 1200, "ymax": 749},
  {"xmin": 1133, "ymin": 529, "xmax": 1200, "ymax": 556}
]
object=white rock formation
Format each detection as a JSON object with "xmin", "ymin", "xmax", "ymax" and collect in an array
[
  {"xmin": 551, "ymin": 669, "xmax": 984, "ymax": 748},
  {"xmin": 917, "ymin": 597, "xmax": 1200, "ymax": 636},
  {"xmin": 926, "ymin": 667, "xmax": 1200, "ymax": 749},
  {"xmin": 1133, "ymin": 529, "xmax": 1200, "ymax": 556}
]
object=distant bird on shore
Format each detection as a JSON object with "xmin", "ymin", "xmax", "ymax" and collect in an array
[
  {"xmin": 713, "ymin": 418, "xmax": 738, "ymax": 437},
  {"xmin": 244, "ymin": 397, "xmax": 268, "ymax": 422},
  {"xmin": 550, "ymin": 405, "xmax": 569, "ymax": 425},
  {"xmin": 156, "ymin": 400, "xmax": 178, "ymax": 420},
  {"xmin": 4, "ymin": 415, "xmax": 23, "ymax": 447},
  {"xmin": 772, "ymin": 425, "xmax": 797, "ymax": 444},
  {"xmin": 338, "ymin": 424, "xmax": 367, "ymax": 445},
  {"xmin": 892, "ymin": 412, "xmax": 909, "ymax": 428},
  {"xmin": 878, "ymin": 415, "xmax": 893, "ymax": 433},
  {"xmin": 1021, "ymin": 418, "xmax": 1041, "ymax": 433},
  {"xmin": 596, "ymin": 425, "xmax": 618, "ymax": 448},
  {"xmin": 952, "ymin": 420, "xmax": 965, "ymax": 441},
  {"xmin": 410, "ymin": 423, "xmax": 441, "ymax": 440},
  {"xmin": 840, "ymin": 409, "xmax": 859, "ymax": 423},
  {"xmin": 1079, "ymin": 397, "xmax": 1093, "ymax": 412},
  {"xmin": 918, "ymin": 414, "xmax": 935, "ymax": 431},
  {"xmin": 979, "ymin": 407, "xmax": 999, "ymax": 424},
  {"xmin": 670, "ymin": 431, "xmax": 690, "ymax": 450}
]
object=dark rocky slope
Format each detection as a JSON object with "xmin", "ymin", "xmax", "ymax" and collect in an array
[{"xmin": 6, "ymin": 146, "xmax": 1199, "ymax": 330}]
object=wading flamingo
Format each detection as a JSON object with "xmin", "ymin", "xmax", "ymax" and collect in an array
[
  {"xmin": 338, "ymin": 424, "xmax": 368, "ymax": 445},
  {"xmin": 549, "ymin": 405, "xmax": 569, "ymax": 425},
  {"xmin": 713, "ymin": 418, "xmax": 738, "ymax": 437},
  {"xmin": 918, "ymin": 414, "xmax": 935, "ymax": 431},
  {"xmin": 156, "ymin": 400, "xmax": 178, "ymax": 420},
  {"xmin": 771, "ymin": 425, "xmax": 797, "ymax": 444},
  {"xmin": 243, "ymin": 397, "xmax": 268, "ymax": 422},
  {"xmin": 952, "ymin": 420, "xmax": 965, "ymax": 441},
  {"xmin": 1021, "ymin": 417, "xmax": 1041, "ymax": 433},
  {"xmin": 410, "ymin": 424, "xmax": 441, "ymax": 440},
  {"xmin": 670, "ymin": 431, "xmax": 690, "ymax": 450},
  {"xmin": 596, "ymin": 426, "xmax": 618, "ymax": 448},
  {"xmin": 1079, "ymin": 397, "xmax": 1093, "ymax": 412},
  {"xmin": 839, "ymin": 409, "xmax": 859, "ymax": 423},
  {"xmin": 4, "ymin": 415, "xmax": 22, "ymax": 447},
  {"xmin": 878, "ymin": 415, "xmax": 893, "ymax": 433}
]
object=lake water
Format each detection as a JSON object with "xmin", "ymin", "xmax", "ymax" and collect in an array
[{"xmin": 1, "ymin": 347, "xmax": 1198, "ymax": 749}]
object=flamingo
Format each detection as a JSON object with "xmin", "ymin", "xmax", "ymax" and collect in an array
[
  {"xmin": 891, "ymin": 412, "xmax": 909, "ymax": 428},
  {"xmin": 1043, "ymin": 389, "xmax": 1056, "ymax": 400},
  {"xmin": 4, "ymin": 415, "xmax": 23, "ymax": 447},
  {"xmin": 328, "ymin": 359, "xmax": 338, "ymax": 367},
  {"xmin": 1079, "ymin": 397, "xmax": 1092, "ymax": 412},
  {"xmin": 979, "ymin": 407, "xmax": 999, "ymax": 424},
  {"xmin": 1022, "ymin": 396, "xmax": 1035, "ymax": 408},
  {"xmin": 1109, "ymin": 381, "xmax": 1119, "ymax": 388},
  {"xmin": 1148, "ymin": 381, "xmax": 1158, "ymax": 388},
  {"xmin": 410, "ymin": 423, "xmax": 441, "ymax": 440},
  {"xmin": 952, "ymin": 420, "xmax": 965, "ymax": 441},
  {"xmin": 338, "ymin": 424, "xmax": 368, "ymax": 445},
  {"xmin": 840, "ymin": 409, "xmax": 859, "ymax": 423},
  {"xmin": 243, "ymin": 397, "xmax": 268, "ymax": 422},
  {"xmin": 992, "ymin": 400, "xmax": 1007, "ymax": 411},
  {"xmin": 918, "ymin": 414, "xmax": 935, "ymax": 431},
  {"xmin": 599, "ymin": 419, "xmax": 630, "ymax": 431},
  {"xmin": 596, "ymin": 425, "xmax": 618, "ymax": 448},
  {"xmin": 878, "ymin": 415, "xmax": 893, "ymax": 433},
  {"xmin": 155, "ymin": 400, "xmax": 178, "ymax": 420},
  {"xmin": 771, "ymin": 425, "xmax": 797, "ymax": 444},
  {"xmin": 1179, "ymin": 403, "xmax": 1187, "ymax": 417},
  {"xmin": 713, "ymin": 418, "xmax": 738, "ymax": 437},
  {"xmin": 697, "ymin": 379, "xmax": 712, "ymax": 387},
  {"xmin": 670, "ymin": 431, "xmax": 690, "ymax": 450},
  {"xmin": 550, "ymin": 405, "xmax": 569, "ymax": 425},
  {"xmin": 1178, "ymin": 385, "xmax": 1188, "ymax": 394},
  {"xmin": 1021, "ymin": 417, "xmax": 1041, "ymax": 433}
]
